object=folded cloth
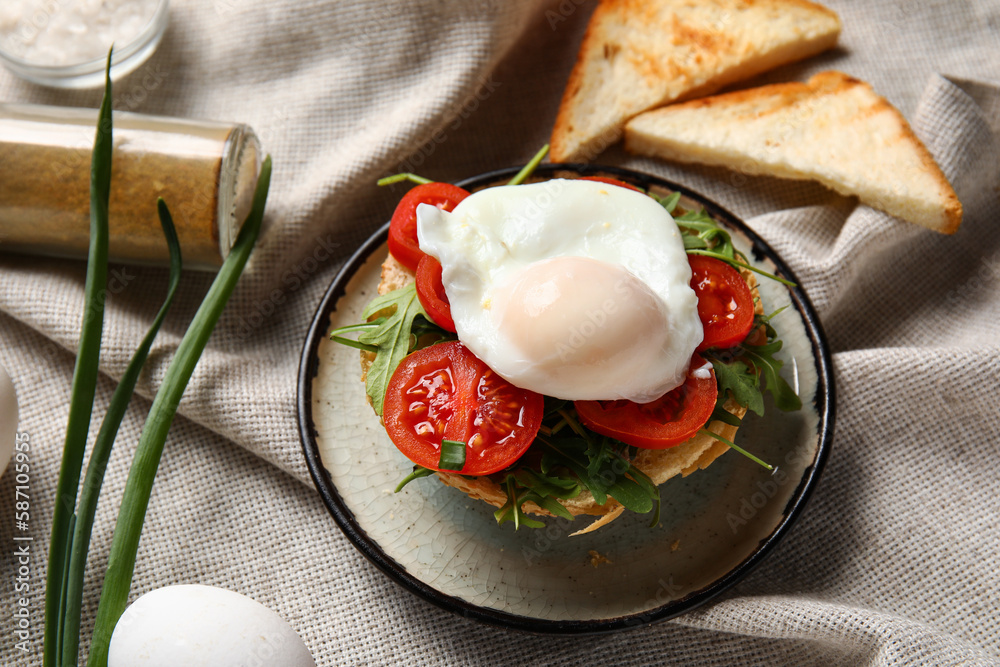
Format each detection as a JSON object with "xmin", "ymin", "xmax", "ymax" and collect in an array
[{"xmin": 0, "ymin": 1, "xmax": 998, "ymax": 665}]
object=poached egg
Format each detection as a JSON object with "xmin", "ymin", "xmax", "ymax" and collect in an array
[{"xmin": 416, "ymin": 178, "xmax": 702, "ymax": 403}]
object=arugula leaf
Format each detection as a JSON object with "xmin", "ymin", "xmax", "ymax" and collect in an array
[
  {"xmin": 535, "ymin": 432, "xmax": 658, "ymax": 515},
  {"xmin": 656, "ymin": 190, "xmax": 682, "ymax": 214},
  {"xmin": 494, "ymin": 476, "xmax": 547, "ymax": 529},
  {"xmin": 740, "ymin": 339, "xmax": 802, "ymax": 412},
  {"xmin": 377, "ymin": 172, "xmax": 432, "ymax": 186},
  {"xmin": 676, "ymin": 207, "xmax": 796, "ymax": 286},
  {"xmin": 345, "ymin": 283, "xmax": 428, "ymax": 415},
  {"xmin": 699, "ymin": 429, "xmax": 773, "ymax": 471},
  {"xmin": 395, "ymin": 466, "xmax": 435, "ymax": 492},
  {"xmin": 710, "ymin": 357, "xmax": 765, "ymax": 416}
]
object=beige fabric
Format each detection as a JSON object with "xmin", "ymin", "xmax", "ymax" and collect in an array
[{"xmin": 1, "ymin": 1, "xmax": 998, "ymax": 664}]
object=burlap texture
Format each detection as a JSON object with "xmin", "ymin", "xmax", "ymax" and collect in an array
[{"xmin": 1, "ymin": 1, "xmax": 998, "ymax": 664}]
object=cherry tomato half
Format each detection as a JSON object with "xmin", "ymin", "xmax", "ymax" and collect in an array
[
  {"xmin": 383, "ymin": 341, "xmax": 544, "ymax": 475},
  {"xmin": 688, "ymin": 255, "xmax": 755, "ymax": 351},
  {"xmin": 387, "ymin": 182, "xmax": 469, "ymax": 272},
  {"xmin": 415, "ymin": 254, "xmax": 455, "ymax": 332},
  {"xmin": 579, "ymin": 175, "xmax": 644, "ymax": 192},
  {"xmin": 574, "ymin": 355, "xmax": 718, "ymax": 449}
]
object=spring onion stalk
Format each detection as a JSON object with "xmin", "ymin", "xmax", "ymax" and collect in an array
[
  {"xmin": 44, "ymin": 55, "xmax": 113, "ymax": 667},
  {"xmin": 59, "ymin": 201, "xmax": 182, "ymax": 667},
  {"xmin": 86, "ymin": 155, "xmax": 272, "ymax": 667},
  {"xmin": 507, "ymin": 144, "xmax": 549, "ymax": 185}
]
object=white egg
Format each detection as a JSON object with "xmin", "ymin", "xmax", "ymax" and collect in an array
[
  {"xmin": 417, "ymin": 179, "xmax": 703, "ymax": 403},
  {"xmin": 0, "ymin": 362, "xmax": 18, "ymax": 478},
  {"xmin": 108, "ymin": 585, "xmax": 315, "ymax": 667}
]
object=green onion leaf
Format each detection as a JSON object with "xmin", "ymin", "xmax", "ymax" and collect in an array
[
  {"xmin": 44, "ymin": 53, "xmax": 113, "ymax": 667},
  {"xmin": 59, "ymin": 199, "xmax": 183, "ymax": 667},
  {"xmin": 438, "ymin": 439, "xmax": 467, "ymax": 471},
  {"xmin": 86, "ymin": 156, "xmax": 272, "ymax": 667}
]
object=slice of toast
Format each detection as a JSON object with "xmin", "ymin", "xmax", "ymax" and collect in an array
[
  {"xmin": 549, "ymin": 0, "xmax": 841, "ymax": 163},
  {"xmin": 363, "ymin": 239, "xmax": 759, "ymax": 531},
  {"xmin": 624, "ymin": 71, "xmax": 963, "ymax": 233}
]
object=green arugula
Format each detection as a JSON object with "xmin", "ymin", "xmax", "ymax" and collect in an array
[
  {"xmin": 669, "ymin": 204, "xmax": 795, "ymax": 286},
  {"xmin": 329, "ymin": 283, "xmax": 450, "ymax": 415},
  {"xmin": 704, "ymin": 309, "xmax": 802, "ymax": 418},
  {"xmin": 395, "ymin": 465, "xmax": 435, "ymax": 492}
]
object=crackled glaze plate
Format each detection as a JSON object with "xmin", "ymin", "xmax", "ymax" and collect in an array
[{"xmin": 297, "ymin": 164, "xmax": 834, "ymax": 633}]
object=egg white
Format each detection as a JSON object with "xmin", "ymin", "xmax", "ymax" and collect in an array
[{"xmin": 416, "ymin": 178, "xmax": 703, "ymax": 403}]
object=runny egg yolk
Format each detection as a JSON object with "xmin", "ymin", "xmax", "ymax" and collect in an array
[{"xmin": 491, "ymin": 256, "xmax": 668, "ymax": 393}]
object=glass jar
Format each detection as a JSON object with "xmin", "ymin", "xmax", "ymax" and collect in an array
[
  {"xmin": 0, "ymin": 103, "xmax": 261, "ymax": 270},
  {"xmin": 0, "ymin": 0, "xmax": 170, "ymax": 88}
]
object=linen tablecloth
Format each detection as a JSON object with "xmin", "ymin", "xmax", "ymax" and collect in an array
[{"xmin": 2, "ymin": 1, "xmax": 999, "ymax": 664}]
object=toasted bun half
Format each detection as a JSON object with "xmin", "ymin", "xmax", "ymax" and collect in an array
[
  {"xmin": 625, "ymin": 71, "xmax": 963, "ymax": 234},
  {"xmin": 361, "ymin": 224, "xmax": 760, "ymax": 532},
  {"xmin": 549, "ymin": 0, "xmax": 841, "ymax": 163}
]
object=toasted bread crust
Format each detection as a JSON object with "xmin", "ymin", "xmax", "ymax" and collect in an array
[
  {"xmin": 362, "ymin": 238, "xmax": 761, "ymax": 526},
  {"xmin": 625, "ymin": 71, "xmax": 963, "ymax": 233},
  {"xmin": 550, "ymin": 0, "xmax": 841, "ymax": 162}
]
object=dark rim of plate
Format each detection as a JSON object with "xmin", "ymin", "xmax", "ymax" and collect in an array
[{"xmin": 297, "ymin": 163, "xmax": 835, "ymax": 635}]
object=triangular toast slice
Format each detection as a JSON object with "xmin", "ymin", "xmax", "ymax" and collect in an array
[
  {"xmin": 625, "ymin": 71, "xmax": 963, "ymax": 233},
  {"xmin": 549, "ymin": 0, "xmax": 841, "ymax": 162}
]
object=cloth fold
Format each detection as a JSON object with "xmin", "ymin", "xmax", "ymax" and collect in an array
[{"xmin": 1, "ymin": 1, "xmax": 998, "ymax": 665}]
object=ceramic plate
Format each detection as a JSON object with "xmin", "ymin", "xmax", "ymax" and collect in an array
[{"xmin": 297, "ymin": 164, "xmax": 834, "ymax": 633}]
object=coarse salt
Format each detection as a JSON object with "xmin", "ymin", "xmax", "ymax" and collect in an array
[{"xmin": 0, "ymin": 0, "xmax": 161, "ymax": 66}]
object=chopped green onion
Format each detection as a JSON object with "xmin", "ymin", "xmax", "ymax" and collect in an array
[
  {"xmin": 438, "ymin": 439, "xmax": 467, "ymax": 471},
  {"xmin": 86, "ymin": 156, "xmax": 272, "ymax": 667},
  {"xmin": 44, "ymin": 53, "xmax": 114, "ymax": 667},
  {"xmin": 377, "ymin": 172, "xmax": 433, "ymax": 186},
  {"xmin": 59, "ymin": 199, "xmax": 183, "ymax": 667},
  {"xmin": 507, "ymin": 144, "xmax": 549, "ymax": 185}
]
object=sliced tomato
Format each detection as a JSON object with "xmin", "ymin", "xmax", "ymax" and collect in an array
[
  {"xmin": 415, "ymin": 254, "xmax": 455, "ymax": 332},
  {"xmin": 579, "ymin": 175, "xmax": 643, "ymax": 192},
  {"xmin": 383, "ymin": 341, "xmax": 544, "ymax": 475},
  {"xmin": 574, "ymin": 355, "xmax": 718, "ymax": 449},
  {"xmin": 387, "ymin": 182, "xmax": 469, "ymax": 272},
  {"xmin": 689, "ymin": 255, "xmax": 755, "ymax": 351}
]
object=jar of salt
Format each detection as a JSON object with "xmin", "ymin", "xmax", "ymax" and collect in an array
[{"xmin": 0, "ymin": 0, "xmax": 170, "ymax": 88}]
